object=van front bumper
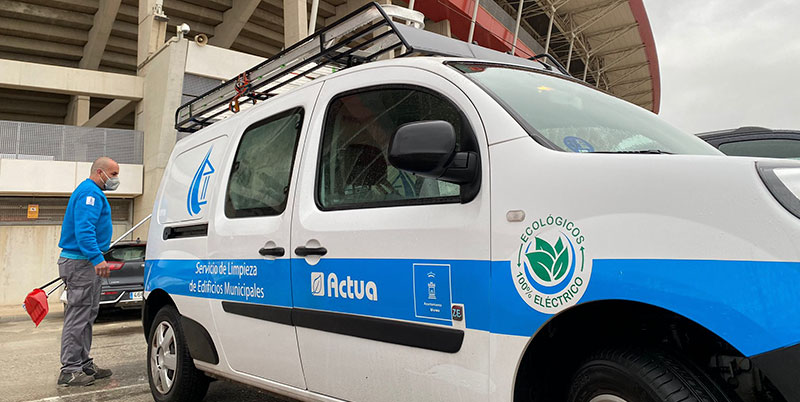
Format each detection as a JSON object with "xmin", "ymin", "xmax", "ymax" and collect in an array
[{"xmin": 752, "ymin": 342, "xmax": 800, "ymax": 401}]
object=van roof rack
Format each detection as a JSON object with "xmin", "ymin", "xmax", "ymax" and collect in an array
[{"xmin": 175, "ymin": 2, "xmax": 565, "ymax": 133}]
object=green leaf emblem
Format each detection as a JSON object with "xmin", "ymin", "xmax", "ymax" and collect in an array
[{"xmin": 526, "ymin": 235, "xmax": 570, "ymax": 283}]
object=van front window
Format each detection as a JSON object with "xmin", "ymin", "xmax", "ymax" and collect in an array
[{"xmin": 451, "ymin": 62, "xmax": 719, "ymax": 155}]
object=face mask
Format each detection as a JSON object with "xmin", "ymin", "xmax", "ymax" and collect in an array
[{"xmin": 101, "ymin": 170, "xmax": 120, "ymax": 191}]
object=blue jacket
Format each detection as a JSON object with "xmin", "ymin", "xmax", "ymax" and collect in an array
[{"xmin": 59, "ymin": 179, "xmax": 113, "ymax": 266}]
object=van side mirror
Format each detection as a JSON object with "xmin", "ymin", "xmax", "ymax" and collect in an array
[{"xmin": 388, "ymin": 120, "xmax": 478, "ymax": 185}]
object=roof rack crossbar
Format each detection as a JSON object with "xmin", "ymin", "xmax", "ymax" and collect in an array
[{"xmin": 226, "ymin": 24, "xmax": 402, "ymax": 114}]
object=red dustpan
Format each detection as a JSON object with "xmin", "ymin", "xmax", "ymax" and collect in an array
[
  {"xmin": 24, "ymin": 289, "xmax": 49, "ymax": 326},
  {"xmin": 23, "ymin": 278, "xmax": 63, "ymax": 327}
]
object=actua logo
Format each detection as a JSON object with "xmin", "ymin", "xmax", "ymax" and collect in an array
[
  {"xmin": 311, "ymin": 272, "xmax": 378, "ymax": 301},
  {"xmin": 187, "ymin": 148, "xmax": 215, "ymax": 216},
  {"xmin": 511, "ymin": 215, "xmax": 592, "ymax": 314}
]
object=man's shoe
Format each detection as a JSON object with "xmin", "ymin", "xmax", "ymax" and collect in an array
[
  {"xmin": 57, "ymin": 371, "xmax": 95, "ymax": 387},
  {"xmin": 83, "ymin": 363, "xmax": 113, "ymax": 379}
]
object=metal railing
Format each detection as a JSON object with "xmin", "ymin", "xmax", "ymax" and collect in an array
[{"xmin": 0, "ymin": 120, "xmax": 143, "ymax": 164}]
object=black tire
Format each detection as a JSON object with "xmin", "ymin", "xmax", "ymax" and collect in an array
[
  {"xmin": 568, "ymin": 348, "xmax": 735, "ymax": 402},
  {"xmin": 147, "ymin": 305, "xmax": 209, "ymax": 402}
]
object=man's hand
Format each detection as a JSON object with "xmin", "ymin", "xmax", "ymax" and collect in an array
[{"xmin": 95, "ymin": 261, "xmax": 110, "ymax": 278}]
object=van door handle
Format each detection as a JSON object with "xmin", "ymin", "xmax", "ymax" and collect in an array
[
  {"xmin": 294, "ymin": 246, "xmax": 327, "ymax": 257},
  {"xmin": 258, "ymin": 247, "xmax": 285, "ymax": 257}
]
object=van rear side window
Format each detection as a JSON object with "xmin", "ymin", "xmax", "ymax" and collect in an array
[{"xmin": 225, "ymin": 108, "xmax": 304, "ymax": 218}]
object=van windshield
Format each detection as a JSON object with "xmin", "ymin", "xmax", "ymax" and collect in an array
[{"xmin": 451, "ymin": 62, "xmax": 720, "ymax": 155}]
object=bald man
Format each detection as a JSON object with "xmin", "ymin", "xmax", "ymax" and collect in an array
[{"xmin": 56, "ymin": 157, "xmax": 119, "ymax": 386}]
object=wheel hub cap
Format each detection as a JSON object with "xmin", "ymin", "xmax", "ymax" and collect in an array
[{"xmin": 150, "ymin": 321, "xmax": 177, "ymax": 394}]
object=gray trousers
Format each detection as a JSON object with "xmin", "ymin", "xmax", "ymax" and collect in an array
[{"xmin": 58, "ymin": 257, "xmax": 102, "ymax": 373}]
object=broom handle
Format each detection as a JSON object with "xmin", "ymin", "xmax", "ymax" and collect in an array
[
  {"xmin": 39, "ymin": 277, "xmax": 61, "ymax": 289},
  {"xmin": 110, "ymin": 214, "xmax": 151, "ymax": 249},
  {"xmin": 46, "ymin": 281, "xmax": 65, "ymax": 297}
]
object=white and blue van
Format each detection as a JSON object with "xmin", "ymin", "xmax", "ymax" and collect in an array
[{"xmin": 143, "ymin": 4, "xmax": 800, "ymax": 402}]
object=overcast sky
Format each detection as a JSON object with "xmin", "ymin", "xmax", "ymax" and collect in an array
[{"xmin": 641, "ymin": 0, "xmax": 800, "ymax": 133}]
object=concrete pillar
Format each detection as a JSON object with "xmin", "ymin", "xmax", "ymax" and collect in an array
[
  {"xmin": 65, "ymin": 95, "xmax": 90, "ymax": 126},
  {"xmin": 132, "ymin": 39, "xmax": 189, "ymax": 240},
  {"xmin": 283, "ymin": 0, "xmax": 308, "ymax": 47},
  {"xmin": 138, "ymin": 0, "xmax": 168, "ymax": 67}
]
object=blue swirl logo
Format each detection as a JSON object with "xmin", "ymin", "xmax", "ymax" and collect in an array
[{"xmin": 187, "ymin": 148, "xmax": 215, "ymax": 216}]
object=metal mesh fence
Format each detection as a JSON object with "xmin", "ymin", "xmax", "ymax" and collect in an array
[
  {"xmin": 183, "ymin": 73, "xmax": 224, "ymax": 99},
  {"xmin": 0, "ymin": 120, "xmax": 143, "ymax": 164},
  {"xmin": 0, "ymin": 120, "xmax": 20, "ymax": 156}
]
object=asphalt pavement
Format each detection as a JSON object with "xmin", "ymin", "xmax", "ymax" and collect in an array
[{"xmin": 0, "ymin": 307, "xmax": 296, "ymax": 402}]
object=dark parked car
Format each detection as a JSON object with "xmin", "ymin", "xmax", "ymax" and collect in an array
[
  {"xmin": 100, "ymin": 240, "xmax": 146, "ymax": 310},
  {"xmin": 698, "ymin": 126, "xmax": 800, "ymax": 159}
]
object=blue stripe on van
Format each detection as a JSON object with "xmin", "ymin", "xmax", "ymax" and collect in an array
[
  {"xmin": 146, "ymin": 258, "xmax": 800, "ymax": 357},
  {"xmin": 489, "ymin": 258, "xmax": 800, "ymax": 357},
  {"xmin": 587, "ymin": 259, "xmax": 800, "ymax": 357},
  {"xmin": 146, "ymin": 258, "xmax": 492, "ymax": 329},
  {"xmin": 145, "ymin": 259, "xmax": 293, "ymax": 307}
]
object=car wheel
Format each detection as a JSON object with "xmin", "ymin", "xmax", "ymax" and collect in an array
[
  {"xmin": 147, "ymin": 305, "xmax": 209, "ymax": 402},
  {"xmin": 568, "ymin": 348, "xmax": 735, "ymax": 402}
]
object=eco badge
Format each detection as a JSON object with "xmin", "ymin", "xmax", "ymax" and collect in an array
[{"xmin": 512, "ymin": 215, "xmax": 591, "ymax": 314}]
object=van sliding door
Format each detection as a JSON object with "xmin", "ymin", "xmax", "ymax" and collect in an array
[{"xmin": 205, "ymin": 83, "xmax": 323, "ymax": 387}]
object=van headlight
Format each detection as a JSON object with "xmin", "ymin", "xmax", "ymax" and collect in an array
[{"xmin": 756, "ymin": 161, "xmax": 800, "ymax": 219}]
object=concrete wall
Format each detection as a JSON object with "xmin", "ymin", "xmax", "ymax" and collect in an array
[
  {"xmin": 0, "ymin": 160, "xmax": 143, "ymax": 197},
  {"xmin": 185, "ymin": 41, "xmax": 265, "ymax": 80},
  {"xmin": 0, "ymin": 223, "xmax": 129, "ymax": 306}
]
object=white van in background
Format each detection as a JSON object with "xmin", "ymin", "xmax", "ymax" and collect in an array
[{"xmin": 142, "ymin": 4, "xmax": 800, "ymax": 402}]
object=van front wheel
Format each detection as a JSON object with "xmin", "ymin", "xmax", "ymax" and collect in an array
[
  {"xmin": 147, "ymin": 305, "xmax": 209, "ymax": 402},
  {"xmin": 568, "ymin": 348, "xmax": 734, "ymax": 402}
]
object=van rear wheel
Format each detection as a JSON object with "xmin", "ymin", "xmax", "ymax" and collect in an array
[
  {"xmin": 147, "ymin": 305, "xmax": 209, "ymax": 402},
  {"xmin": 568, "ymin": 348, "xmax": 734, "ymax": 402}
]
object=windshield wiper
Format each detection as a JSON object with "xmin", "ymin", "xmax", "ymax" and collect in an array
[{"xmin": 591, "ymin": 150, "xmax": 673, "ymax": 154}]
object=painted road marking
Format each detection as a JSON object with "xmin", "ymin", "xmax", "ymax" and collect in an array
[{"xmin": 22, "ymin": 383, "xmax": 149, "ymax": 402}]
